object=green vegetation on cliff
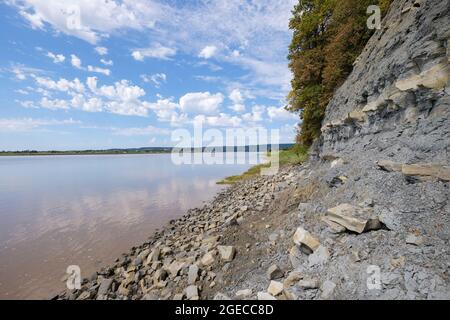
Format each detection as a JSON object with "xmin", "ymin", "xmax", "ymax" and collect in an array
[
  {"xmin": 287, "ymin": 0, "xmax": 392, "ymax": 146},
  {"xmin": 217, "ymin": 146, "xmax": 309, "ymax": 184}
]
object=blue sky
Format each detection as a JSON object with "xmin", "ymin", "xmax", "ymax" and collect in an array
[{"xmin": 0, "ymin": 0, "xmax": 298, "ymax": 151}]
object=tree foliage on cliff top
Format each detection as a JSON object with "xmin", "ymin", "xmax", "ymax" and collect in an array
[{"xmin": 287, "ymin": 0, "xmax": 392, "ymax": 146}]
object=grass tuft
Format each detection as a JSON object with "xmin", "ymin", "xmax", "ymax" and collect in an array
[{"xmin": 217, "ymin": 146, "xmax": 309, "ymax": 185}]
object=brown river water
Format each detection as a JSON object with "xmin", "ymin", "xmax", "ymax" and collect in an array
[{"xmin": 0, "ymin": 153, "xmax": 256, "ymax": 299}]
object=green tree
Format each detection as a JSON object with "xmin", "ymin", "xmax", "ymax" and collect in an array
[{"xmin": 287, "ymin": 0, "xmax": 393, "ymax": 146}]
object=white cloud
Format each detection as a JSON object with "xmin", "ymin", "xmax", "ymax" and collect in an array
[
  {"xmin": 46, "ymin": 51, "xmax": 65, "ymax": 63},
  {"xmin": 9, "ymin": 64, "xmax": 42, "ymax": 80},
  {"xmin": 0, "ymin": 118, "xmax": 79, "ymax": 132},
  {"xmin": 179, "ymin": 92, "xmax": 224, "ymax": 115},
  {"xmin": 140, "ymin": 73, "xmax": 166, "ymax": 88},
  {"xmin": 35, "ymin": 76, "xmax": 85, "ymax": 93},
  {"xmin": 15, "ymin": 89, "xmax": 29, "ymax": 95},
  {"xmin": 229, "ymin": 103, "xmax": 245, "ymax": 113},
  {"xmin": 198, "ymin": 45, "xmax": 217, "ymax": 59},
  {"xmin": 267, "ymin": 106, "xmax": 296, "ymax": 121},
  {"xmin": 100, "ymin": 59, "xmax": 113, "ymax": 66},
  {"xmin": 242, "ymin": 105, "xmax": 265, "ymax": 122},
  {"xmin": 12, "ymin": 68, "xmax": 26, "ymax": 80},
  {"xmin": 40, "ymin": 97, "xmax": 71, "ymax": 110},
  {"xmin": 28, "ymin": 75, "xmax": 154, "ymax": 116},
  {"xmin": 229, "ymin": 88, "xmax": 244, "ymax": 104},
  {"xmin": 132, "ymin": 44, "xmax": 176, "ymax": 61},
  {"xmin": 144, "ymin": 98, "xmax": 187, "ymax": 126},
  {"xmin": 279, "ymin": 123, "xmax": 297, "ymax": 143},
  {"xmin": 71, "ymin": 54, "xmax": 82, "ymax": 69},
  {"xmin": 9, "ymin": 0, "xmax": 166, "ymax": 44},
  {"xmin": 70, "ymin": 55, "xmax": 111, "ymax": 76},
  {"xmin": 94, "ymin": 46, "xmax": 108, "ymax": 55},
  {"xmin": 89, "ymin": 78, "xmax": 146, "ymax": 101},
  {"xmin": 9, "ymin": 0, "xmax": 297, "ymax": 100},
  {"xmin": 87, "ymin": 65, "xmax": 111, "ymax": 76},
  {"xmin": 234, "ymin": 56, "xmax": 291, "ymax": 97},
  {"xmin": 194, "ymin": 113, "xmax": 242, "ymax": 127},
  {"xmin": 228, "ymin": 88, "xmax": 247, "ymax": 113}
]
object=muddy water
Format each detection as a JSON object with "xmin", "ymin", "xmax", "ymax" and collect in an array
[{"xmin": 0, "ymin": 153, "xmax": 256, "ymax": 299}]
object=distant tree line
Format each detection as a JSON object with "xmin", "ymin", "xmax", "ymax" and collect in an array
[{"xmin": 287, "ymin": 0, "xmax": 393, "ymax": 146}]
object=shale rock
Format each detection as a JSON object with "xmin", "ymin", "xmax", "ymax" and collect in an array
[
  {"xmin": 293, "ymin": 227, "xmax": 320, "ymax": 252},
  {"xmin": 326, "ymin": 204, "xmax": 382, "ymax": 234},
  {"xmin": 267, "ymin": 281, "xmax": 284, "ymax": 296},
  {"xmin": 217, "ymin": 246, "xmax": 236, "ymax": 262},
  {"xmin": 266, "ymin": 265, "xmax": 284, "ymax": 280}
]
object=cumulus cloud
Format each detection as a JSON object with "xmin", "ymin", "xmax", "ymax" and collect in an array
[
  {"xmin": 39, "ymin": 97, "xmax": 71, "ymax": 110},
  {"xmin": 132, "ymin": 44, "xmax": 176, "ymax": 61},
  {"xmin": 46, "ymin": 51, "xmax": 65, "ymax": 63},
  {"xmin": 87, "ymin": 65, "xmax": 111, "ymax": 76},
  {"xmin": 229, "ymin": 103, "xmax": 245, "ymax": 113},
  {"xmin": 242, "ymin": 105, "xmax": 265, "ymax": 122},
  {"xmin": 229, "ymin": 88, "xmax": 244, "ymax": 104},
  {"xmin": 198, "ymin": 45, "xmax": 217, "ymax": 59},
  {"xmin": 228, "ymin": 88, "xmax": 247, "ymax": 113},
  {"xmin": 71, "ymin": 54, "xmax": 82, "ymax": 69},
  {"xmin": 140, "ymin": 73, "xmax": 167, "ymax": 88},
  {"xmin": 35, "ymin": 76, "xmax": 85, "ymax": 93},
  {"xmin": 100, "ymin": 59, "xmax": 113, "ymax": 66},
  {"xmin": 179, "ymin": 92, "xmax": 224, "ymax": 115},
  {"xmin": 25, "ymin": 75, "xmax": 153, "ymax": 116},
  {"xmin": 94, "ymin": 46, "xmax": 108, "ymax": 55},
  {"xmin": 69, "ymin": 54, "xmax": 111, "ymax": 75}
]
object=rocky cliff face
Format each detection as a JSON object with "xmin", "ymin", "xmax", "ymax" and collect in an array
[
  {"xmin": 57, "ymin": 0, "xmax": 449, "ymax": 300},
  {"xmin": 319, "ymin": 0, "xmax": 449, "ymax": 164},
  {"xmin": 300, "ymin": 0, "xmax": 450, "ymax": 298}
]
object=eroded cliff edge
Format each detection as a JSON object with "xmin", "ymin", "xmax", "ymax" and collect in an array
[{"xmin": 57, "ymin": 0, "xmax": 449, "ymax": 300}]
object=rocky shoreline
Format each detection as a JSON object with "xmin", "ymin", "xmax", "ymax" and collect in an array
[{"xmin": 56, "ymin": 167, "xmax": 303, "ymax": 300}]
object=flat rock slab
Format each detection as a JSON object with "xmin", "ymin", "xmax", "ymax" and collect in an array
[
  {"xmin": 321, "ymin": 216, "xmax": 346, "ymax": 233},
  {"xmin": 267, "ymin": 281, "xmax": 284, "ymax": 296},
  {"xmin": 402, "ymin": 164, "xmax": 450, "ymax": 181},
  {"xmin": 326, "ymin": 203, "xmax": 381, "ymax": 234},
  {"xmin": 377, "ymin": 160, "xmax": 450, "ymax": 181},
  {"xmin": 293, "ymin": 227, "xmax": 320, "ymax": 251}
]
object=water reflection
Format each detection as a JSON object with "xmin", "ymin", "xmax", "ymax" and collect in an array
[{"xmin": 0, "ymin": 154, "xmax": 254, "ymax": 299}]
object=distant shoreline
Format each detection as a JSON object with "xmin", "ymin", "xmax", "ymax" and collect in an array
[
  {"xmin": 0, "ymin": 144, "xmax": 294, "ymax": 157},
  {"xmin": 0, "ymin": 150, "xmax": 171, "ymax": 157}
]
